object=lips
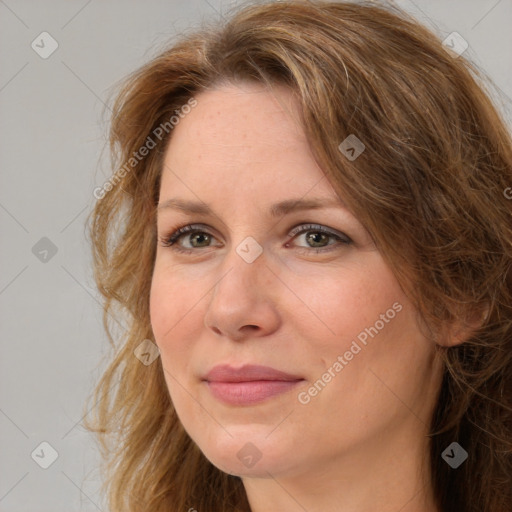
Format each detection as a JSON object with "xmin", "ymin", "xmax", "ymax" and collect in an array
[
  {"xmin": 204, "ymin": 364, "xmax": 303, "ymax": 383},
  {"xmin": 203, "ymin": 364, "xmax": 304, "ymax": 406}
]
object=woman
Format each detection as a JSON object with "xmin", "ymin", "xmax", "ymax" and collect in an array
[{"xmin": 85, "ymin": 1, "xmax": 512, "ymax": 511}]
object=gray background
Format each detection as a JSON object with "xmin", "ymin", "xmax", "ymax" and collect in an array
[{"xmin": 0, "ymin": 0, "xmax": 511, "ymax": 510}]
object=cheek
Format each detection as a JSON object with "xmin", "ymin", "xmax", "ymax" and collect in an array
[
  {"xmin": 150, "ymin": 261, "xmax": 201, "ymax": 329},
  {"xmin": 149, "ymin": 271, "xmax": 174, "ymax": 341},
  {"xmin": 287, "ymin": 257, "xmax": 403, "ymax": 350},
  {"xmin": 149, "ymin": 266, "xmax": 200, "ymax": 360},
  {"xmin": 149, "ymin": 268, "xmax": 201, "ymax": 411}
]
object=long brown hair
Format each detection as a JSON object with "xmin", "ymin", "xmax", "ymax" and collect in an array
[{"xmin": 84, "ymin": 1, "xmax": 512, "ymax": 510}]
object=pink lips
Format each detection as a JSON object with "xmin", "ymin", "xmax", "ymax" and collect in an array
[{"xmin": 203, "ymin": 364, "xmax": 304, "ymax": 406}]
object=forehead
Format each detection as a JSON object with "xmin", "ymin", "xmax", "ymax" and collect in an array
[{"xmin": 160, "ymin": 82, "xmax": 338, "ymax": 202}]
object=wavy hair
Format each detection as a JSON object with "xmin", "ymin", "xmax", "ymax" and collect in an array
[{"xmin": 84, "ymin": 1, "xmax": 512, "ymax": 510}]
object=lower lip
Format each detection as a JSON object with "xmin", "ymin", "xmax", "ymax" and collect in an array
[{"xmin": 206, "ymin": 380, "xmax": 303, "ymax": 406}]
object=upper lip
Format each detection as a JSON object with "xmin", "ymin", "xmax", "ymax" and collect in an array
[{"xmin": 204, "ymin": 364, "xmax": 303, "ymax": 383}]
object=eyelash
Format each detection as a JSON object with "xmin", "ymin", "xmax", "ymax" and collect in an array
[{"xmin": 157, "ymin": 223, "xmax": 352, "ymax": 255}]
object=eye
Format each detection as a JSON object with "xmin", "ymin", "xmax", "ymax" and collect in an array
[
  {"xmin": 158, "ymin": 223, "xmax": 352, "ymax": 255},
  {"xmin": 286, "ymin": 223, "xmax": 352, "ymax": 254},
  {"xmin": 158, "ymin": 223, "xmax": 218, "ymax": 254}
]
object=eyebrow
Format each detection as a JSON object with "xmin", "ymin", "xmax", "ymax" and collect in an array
[{"xmin": 156, "ymin": 197, "xmax": 347, "ymax": 218}]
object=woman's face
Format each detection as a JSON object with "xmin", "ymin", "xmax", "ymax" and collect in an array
[{"xmin": 150, "ymin": 81, "xmax": 442, "ymax": 480}]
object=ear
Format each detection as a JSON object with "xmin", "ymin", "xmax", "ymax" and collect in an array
[{"xmin": 438, "ymin": 303, "xmax": 490, "ymax": 347}]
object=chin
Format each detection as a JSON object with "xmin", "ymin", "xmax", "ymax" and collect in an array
[{"xmin": 194, "ymin": 427, "xmax": 295, "ymax": 477}]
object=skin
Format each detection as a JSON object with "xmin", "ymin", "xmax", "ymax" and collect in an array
[{"xmin": 150, "ymin": 80, "xmax": 445, "ymax": 512}]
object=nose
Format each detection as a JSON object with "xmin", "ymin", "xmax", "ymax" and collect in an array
[{"xmin": 203, "ymin": 241, "xmax": 282, "ymax": 342}]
